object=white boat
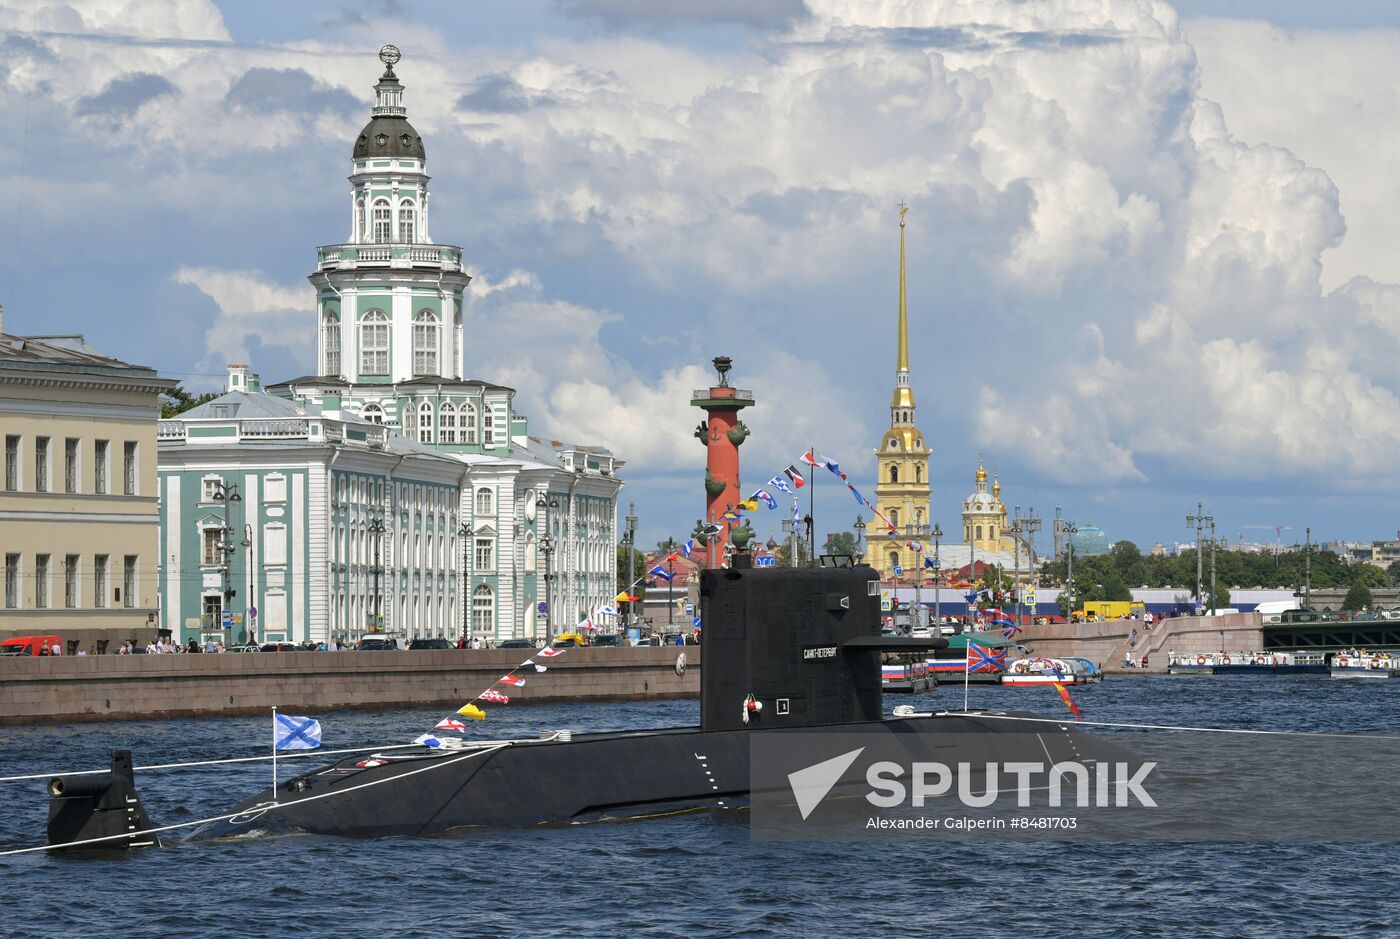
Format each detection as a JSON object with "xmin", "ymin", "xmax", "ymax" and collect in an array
[
  {"xmin": 1329, "ymin": 653, "xmax": 1400, "ymax": 680},
  {"xmin": 1001, "ymin": 657, "xmax": 1097, "ymax": 686}
]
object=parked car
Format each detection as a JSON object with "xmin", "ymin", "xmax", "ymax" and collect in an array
[
  {"xmin": 231, "ymin": 643, "xmax": 262, "ymax": 652},
  {"xmin": 408, "ymin": 638, "xmax": 453, "ymax": 650},
  {"xmin": 551, "ymin": 632, "xmax": 586, "ymax": 649},
  {"xmin": 497, "ymin": 638, "xmax": 536, "ymax": 649},
  {"xmin": 590, "ymin": 634, "xmax": 623, "ymax": 647},
  {"xmin": 260, "ymin": 642, "xmax": 299, "ymax": 652},
  {"xmin": 357, "ymin": 637, "xmax": 400, "ymax": 651}
]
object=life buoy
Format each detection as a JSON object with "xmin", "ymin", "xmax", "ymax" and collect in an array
[
  {"xmin": 1196, "ymin": 655, "xmax": 1206, "ymax": 665},
  {"xmin": 1221, "ymin": 655, "xmax": 1231, "ymax": 665},
  {"xmin": 1255, "ymin": 656, "xmax": 1266, "ymax": 666},
  {"xmin": 1337, "ymin": 656, "xmax": 1349, "ymax": 667}
]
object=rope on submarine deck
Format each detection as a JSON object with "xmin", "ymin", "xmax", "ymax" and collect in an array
[
  {"xmin": 0, "ymin": 742, "xmax": 429, "ymax": 784},
  {"xmin": 936, "ymin": 710, "xmax": 1400, "ymax": 740},
  {"xmin": 0, "ymin": 737, "xmax": 538, "ymax": 857}
]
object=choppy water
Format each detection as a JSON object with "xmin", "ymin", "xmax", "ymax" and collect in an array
[{"xmin": 2, "ymin": 676, "xmax": 1398, "ymax": 938}]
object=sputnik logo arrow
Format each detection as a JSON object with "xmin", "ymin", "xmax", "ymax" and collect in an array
[{"xmin": 787, "ymin": 747, "xmax": 864, "ymax": 820}]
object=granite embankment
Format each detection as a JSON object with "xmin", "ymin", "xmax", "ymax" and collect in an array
[
  {"xmin": 0, "ymin": 647, "xmax": 699, "ymax": 724},
  {"xmin": 1015, "ymin": 612, "xmax": 1265, "ymax": 674}
]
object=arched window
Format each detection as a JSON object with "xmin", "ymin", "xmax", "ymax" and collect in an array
[
  {"xmin": 888, "ymin": 550, "xmax": 899, "ymax": 571},
  {"xmin": 417, "ymin": 400, "xmax": 433, "ymax": 444},
  {"xmin": 915, "ymin": 464, "xmax": 922, "ymax": 483},
  {"xmin": 525, "ymin": 533, "xmax": 537, "ymax": 573},
  {"xmin": 413, "ymin": 310, "xmax": 438, "ymax": 375},
  {"xmin": 361, "ymin": 403, "xmax": 384, "ymax": 425},
  {"xmin": 323, "ymin": 311, "xmax": 340, "ymax": 376},
  {"xmin": 399, "ymin": 200, "xmax": 416, "ymax": 243},
  {"xmin": 360, "ymin": 310, "xmax": 388, "ymax": 375},
  {"xmin": 461, "ymin": 403, "xmax": 477, "ymax": 443},
  {"xmin": 476, "ymin": 487, "xmax": 493, "ymax": 515},
  {"xmin": 440, "ymin": 403, "xmax": 456, "ymax": 443},
  {"xmin": 372, "ymin": 199, "xmax": 391, "ymax": 243},
  {"xmin": 888, "ymin": 464, "xmax": 898, "ymax": 483},
  {"xmin": 890, "ymin": 508, "xmax": 899, "ymax": 527},
  {"xmin": 472, "ymin": 584, "xmax": 494, "ymax": 635}
]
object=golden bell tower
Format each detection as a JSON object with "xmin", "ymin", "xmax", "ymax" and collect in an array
[{"xmin": 869, "ymin": 204, "xmax": 932, "ymax": 580}]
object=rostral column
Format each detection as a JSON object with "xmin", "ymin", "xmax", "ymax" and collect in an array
[{"xmin": 691, "ymin": 356, "xmax": 754, "ymax": 569}]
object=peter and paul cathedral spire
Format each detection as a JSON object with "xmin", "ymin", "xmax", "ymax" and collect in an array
[{"xmin": 869, "ymin": 203, "xmax": 932, "ymax": 584}]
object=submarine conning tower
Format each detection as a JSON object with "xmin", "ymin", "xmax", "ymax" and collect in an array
[{"xmin": 701, "ymin": 554, "xmax": 942, "ymax": 731}]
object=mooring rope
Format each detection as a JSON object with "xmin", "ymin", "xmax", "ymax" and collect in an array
[
  {"xmin": 0, "ymin": 742, "xmax": 427, "ymax": 785},
  {"xmin": 0, "ymin": 738, "xmax": 531, "ymax": 858}
]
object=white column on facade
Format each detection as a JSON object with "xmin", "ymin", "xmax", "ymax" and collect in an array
[
  {"xmin": 167, "ymin": 475, "xmax": 181, "ymax": 633},
  {"xmin": 497, "ymin": 480, "xmax": 515, "ymax": 641},
  {"xmin": 339, "ymin": 285, "xmax": 357, "ymax": 382},
  {"xmin": 308, "ymin": 462, "xmax": 329, "ymax": 642},
  {"xmin": 291, "ymin": 472, "xmax": 306, "ymax": 643},
  {"xmin": 244, "ymin": 475, "xmax": 260, "ymax": 642},
  {"xmin": 392, "ymin": 286, "xmax": 413, "ymax": 381}
]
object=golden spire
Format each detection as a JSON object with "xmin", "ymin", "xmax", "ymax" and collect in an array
[
  {"xmin": 890, "ymin": 201, "xmax": 915, "ymax": 414},
  {"xmin": 992, "ymin": 472, "xmax": 1001, "ymax": 500},
  {"xmin": 975, "ymin": 456, "xmax": 987, "ymax": 489}
]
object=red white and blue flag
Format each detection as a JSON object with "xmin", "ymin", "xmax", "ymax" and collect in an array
[{"xmin": 966, "ymin": 642, "xmax": 1007, "ymax": 674}]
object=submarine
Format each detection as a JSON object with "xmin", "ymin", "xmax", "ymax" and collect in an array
[{"xmin": 129, "ymin": 552, "xmax": 1108, "ymax": 840}]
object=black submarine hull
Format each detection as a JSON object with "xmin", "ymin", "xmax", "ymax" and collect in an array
[{"xmin": 193, "ymin": 711, "xmax": 1111, "ymax": 840}]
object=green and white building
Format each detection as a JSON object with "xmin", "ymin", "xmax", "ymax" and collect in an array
[{"xmin": 157, "ymin": 49, "xmax": 624, "ymax": 644}]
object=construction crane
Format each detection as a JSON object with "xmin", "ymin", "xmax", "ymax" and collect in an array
[{"xmin": 1242, "ymin": 524, "xmax": 1291, "ymax": 556}]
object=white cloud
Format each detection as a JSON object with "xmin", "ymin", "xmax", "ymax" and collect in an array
[
  {"xmin": 6, "ymin": 0, "xmax": 1400, "ymax": 524},
  {"xmin": 173, "ymin": 267, "xmax": 313, "ymax": 377}
]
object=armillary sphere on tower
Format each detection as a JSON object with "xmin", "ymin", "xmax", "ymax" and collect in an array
[{"xmin": 379, "ymin": 44, "xmax": 401, "ymax": 68}]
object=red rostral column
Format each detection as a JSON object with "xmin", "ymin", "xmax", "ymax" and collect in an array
[{"xmin": 691, "ymin": 356, "xmax": 754, "ymax": 569}]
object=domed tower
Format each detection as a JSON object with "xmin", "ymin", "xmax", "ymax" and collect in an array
[
  {"xmin": 962, "ymin": 460, "xmax": 1011, "ymax": 555},
  {"xmin": 310, "ymin": 45, "xmax": 470, "ymax": 391},
  {"xmin": 869, "ymin": 204, "xmax": 932, "ymax": 581}
]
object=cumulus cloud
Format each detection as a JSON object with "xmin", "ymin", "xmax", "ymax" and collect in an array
[
  {"xmin": 556, "ymin": 0, "xmax": 810, "ymax": 30},
  {"xmin": 172, "ymin": 267, "xmax": 314, "ymax": 378},
  {"xmin": 8, "ymin": 0, "xmax": 1400, "ymax": 540},
  {"xmin": 224, "ymin": 67, "xmax": 358, "ymax": 115},
  {"xmin": 73, "ymin": 71, "xmax": 178, "ymax": 116}
]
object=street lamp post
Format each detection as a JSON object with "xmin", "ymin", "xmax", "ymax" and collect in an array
[
  {"xmin": 666, "ymin": 538, "xmax": 677, "ymax": 629},
  {"xmin": 1186, "ymin": 503, "xmax": 1213, "ymax": 614},
  {"xmin": 240, "ymin": 524, "xmax": 255, "ymax": 646},
  {"xmin": 1304, "ymin": 526, "xmax": 1312, "ymax": 608},
  {"xmin": 932, "ymin": 523, "xmax": 942, "ymax": 629},
  {"xmin": 1208, "ymin": 517, "xmax": 1218, "ymax": 616},
  {"xmin": 781, "ymin": 517, "xmax": 794, "ymax": 568},
  {"xmin": 625, "ymin": 501, "xmax": 638, "ymax": 632},
  {"xmin": 537, "ymin": 495, "xmax": 560, "ymax": 640},
  {"xmin": 368, "ymin": 518, "xmax": 386, "ymax": 635},
  {"xmin": 853, "ymin": 514, "xmax": 866, "ymax": 563},
  {"xmin": 1011, "ymin": 518, "xmax": 1022, "ymax": 627},
  {"xmin": 211, "ymin": 480, "xmax": 242, "ymax": 648},
  {"xmin": 1064, "ymin": 522, "xmax": 1078, "ymax": 622}
]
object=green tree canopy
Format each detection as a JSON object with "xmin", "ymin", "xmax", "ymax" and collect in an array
[{"xmin": 1343, "ymin": 581, "xmax": 1374, "ymax": 612}]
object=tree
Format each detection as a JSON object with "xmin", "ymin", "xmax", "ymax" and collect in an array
[
  {"xmin": 161, "ymin": 384, "xmax": 218, "ymax": 418},
  {"xmin": 1388, "ymin": 560, "xmax": 1400, "ymax": 588},
  {"xmin": 617, "ymin": 543, "xmax": 647, "ymax": 595},
  {"xmin": 828, "ymin": 531, "xmax": 859, "ymax": 558},
  {"xmin": 1210, "ymin": 582, "xmax": 1231, "ymax": 611},
  {"xmin": 1343, "ymin": 581, "xmax": 1373, "ymax": 612}
]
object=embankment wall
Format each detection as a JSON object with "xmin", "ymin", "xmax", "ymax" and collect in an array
[{"xmin": 0, "ymin": 647, "xmax": 699, "ymax": 724}]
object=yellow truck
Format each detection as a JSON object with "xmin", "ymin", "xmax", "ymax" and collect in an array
[{"xmin": 1074, "ymin": 600, "xmax": 1145, "ymax": 621}]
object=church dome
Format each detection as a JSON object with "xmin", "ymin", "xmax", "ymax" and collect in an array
[{"xmin": 353, "ymin": 115, "xmax": 425, "ymax": 160}]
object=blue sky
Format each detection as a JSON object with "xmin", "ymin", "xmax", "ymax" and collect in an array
[{"xmin": 3, "ymin": 0, "xmax": 1400, "ymax": 557}]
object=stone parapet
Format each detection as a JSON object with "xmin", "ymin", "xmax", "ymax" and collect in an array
[{"xmin": 0, "ymin": 647, "xmax": 699, "ymax": 724}]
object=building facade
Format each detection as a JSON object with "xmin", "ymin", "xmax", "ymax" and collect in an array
[
  {"xmin": 0, "ymin": 321, "xmax": 176, "ymax": 649},
  {"xmin": 157, "ymin": 49, "xmax": 624, "ymax": 642},
  {"xmin": 869, "ymin": 206, "xmax": 933, "ymax": 579}
]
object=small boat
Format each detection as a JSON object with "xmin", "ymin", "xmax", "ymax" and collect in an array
[
  {"xmin": 1329, "ymin": 653, "xmax": 1400, "ymax": 680},
  {"xmin": 1001, "ymin": 657, "xmax": 1098, "ymax": 686}
]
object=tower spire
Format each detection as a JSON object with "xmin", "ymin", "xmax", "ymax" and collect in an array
[{"xmin": 890, "ymin": 202, "xmax": 916, "ymax": 421}]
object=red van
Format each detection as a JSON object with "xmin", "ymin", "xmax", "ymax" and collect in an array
[{"xmin": 0, "ymin": 635, "xmax": 63, "ymax": 656}]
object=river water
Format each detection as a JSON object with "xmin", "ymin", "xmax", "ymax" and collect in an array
[{"xmin": 2, "ymin": 676, "xmax": 1397, "ymax": 937}]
